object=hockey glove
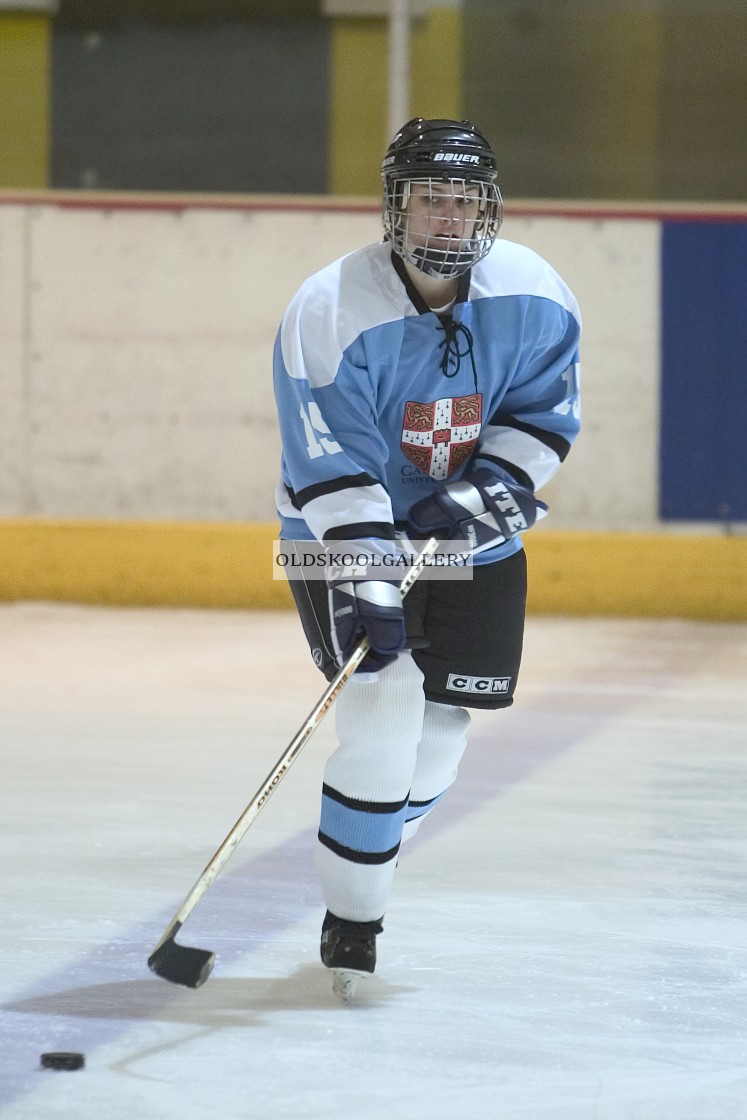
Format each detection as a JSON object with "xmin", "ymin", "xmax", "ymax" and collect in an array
[
  {"xmin": 328, "ymin": 579, "xmax": 406, "ymax": 673},
  {"xmin": 408, "ymin": 464, "xmax": 546, "ymax": 556}
]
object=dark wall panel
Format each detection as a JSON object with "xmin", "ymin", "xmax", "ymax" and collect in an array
[{"xmin": 52, "ymin": 20, "xmax": 329, "ymax": 193}]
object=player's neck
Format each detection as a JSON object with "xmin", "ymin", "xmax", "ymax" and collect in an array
[{"xmin": 404, "ymin": 262, "xmax": 458, "ymax": 312}]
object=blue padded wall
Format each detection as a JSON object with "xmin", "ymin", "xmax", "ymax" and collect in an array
[{"xmin": 660, "ymin": 222, "xmax": 747, "ymax": 521}]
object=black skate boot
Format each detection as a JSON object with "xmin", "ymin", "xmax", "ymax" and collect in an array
[{"xmin": 320, "ymin": 910, "xmax": 384, "ymax": 1002}]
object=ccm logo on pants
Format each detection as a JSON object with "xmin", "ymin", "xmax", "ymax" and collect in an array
[{"xmin": 446, "ymin": 674, "xmax": 512, "ymax": 694}]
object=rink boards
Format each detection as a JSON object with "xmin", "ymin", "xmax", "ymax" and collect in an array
[{"xmin": 0, "ymin": 192, "xmax": 745, "ymax": 617}]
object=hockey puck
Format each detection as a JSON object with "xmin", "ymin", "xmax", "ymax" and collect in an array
[{"xmin": 40, "ymin": 1052, "xmax": 85, "ymax": 1071}]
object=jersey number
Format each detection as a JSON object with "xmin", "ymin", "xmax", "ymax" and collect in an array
[
  {"xmin": 300, "ymin": 403, "xmax": 342, "ymax": 459},
  {"xmin": 553, "ymin": 364, "xmax": 581, "ymax": 420}
]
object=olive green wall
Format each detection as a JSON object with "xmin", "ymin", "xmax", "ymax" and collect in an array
[
  {"xmin": 3, "ymin": 2, "xmax": 745, "ymax": 197},
  {"xmin": 0, "ymin": 13, "xmax": 50, "ymax": 188},
  {"xmin": 464, "ymin": 0, "xmax": 747, "ymax": 201},
  {"xmin": 329, "ymin": 7, "xmax": 462, "ymax": 195}
]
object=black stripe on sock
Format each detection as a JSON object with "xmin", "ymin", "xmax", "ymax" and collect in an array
[
  {"xmin": 406, "ymin": 795, "xmax": 438, "ymax": 810},
  {"xmin": 318, "ymin": 831, "xmax": 401, "ymax": 865},
  {"xmin": 322, "ymin": 783, "xmax": 409, "ymax": 815}
]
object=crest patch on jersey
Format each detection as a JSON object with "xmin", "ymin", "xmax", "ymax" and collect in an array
[{"xmin": 401, "ymin": 394, "xmax": 482, "ymax": 480}]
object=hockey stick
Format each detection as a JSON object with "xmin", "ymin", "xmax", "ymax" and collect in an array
[{"xmin": 147, "ymin": 536, "xmax": 441, "ymax": 988}]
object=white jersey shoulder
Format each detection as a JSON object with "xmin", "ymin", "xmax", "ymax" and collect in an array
[
  {"xmin": 280, "ymin": 242, "xmax": 414, "ymax": 388},
  {"xmin": 471, "ymin": 239, "xmax": 581, "ymax": 326}
]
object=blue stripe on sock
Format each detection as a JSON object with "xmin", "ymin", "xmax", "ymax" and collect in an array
[{"xmin": 320, "ymin": 792, "xmax": 408, "ymax": 855}]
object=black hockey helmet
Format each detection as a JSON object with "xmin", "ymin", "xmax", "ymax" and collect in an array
[
  {"xmin": 381, "ymin": 118, "xmax": 503, "ymax": 278},
  {"xmin": 381, "ymin": 117, "xmax": 498, "ymax": 184}
]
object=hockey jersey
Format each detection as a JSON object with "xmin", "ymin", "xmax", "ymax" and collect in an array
[{"xmin": 273, "ymin": 238, "xmax": 581, "ymax": 565}]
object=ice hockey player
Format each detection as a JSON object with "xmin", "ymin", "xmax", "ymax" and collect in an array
[{"xmin": 272, "ymin": 118, "xmax": 581, "ymax": 1000}]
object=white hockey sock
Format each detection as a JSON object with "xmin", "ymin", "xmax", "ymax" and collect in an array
[
  {"xmin": 401, "ymin": 701, "xmax": 471, "ymax": 843},
  {"xmin": 316, "ymin": 652, "xmax": 426, "ymax": 922}
]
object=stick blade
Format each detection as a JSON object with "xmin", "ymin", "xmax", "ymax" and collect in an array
[{"xmin": 148, "ymin": 935, "xmax": 215, "ymax": 989}]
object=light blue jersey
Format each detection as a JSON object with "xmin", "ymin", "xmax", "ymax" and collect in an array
[{"xmin": 273, "ymin": 239, "xmax": 581, "ymax": 564}]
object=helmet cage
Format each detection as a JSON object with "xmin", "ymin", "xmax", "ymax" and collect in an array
[
  {"xmin": 381, "ymin": 118, "xmax": 503, "ymax": 278},
  {"xmin": 383, "ymin": 177, "xmax": 503, "ymax": 279}
]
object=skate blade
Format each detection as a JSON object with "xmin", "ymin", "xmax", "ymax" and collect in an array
[{"xmin": 332, "ymin": 968, "xmax": 370, "ymax": 1003}]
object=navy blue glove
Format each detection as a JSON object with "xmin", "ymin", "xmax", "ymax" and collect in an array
[
  {"xmin": 408, "ymin": 464, "xmax": 546, "ymax": 555},
  {"xmin": 328, "ymin": 579, "xmax": 406, "ymax": 673}
]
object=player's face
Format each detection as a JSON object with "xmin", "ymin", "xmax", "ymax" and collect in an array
[
  {"xmin": 384, "ymin": 171, "xmax": 502, "ymax": 278},
  {"xmin": 405, "ymin": 180, "xmax": 482, "ymax": 252}
]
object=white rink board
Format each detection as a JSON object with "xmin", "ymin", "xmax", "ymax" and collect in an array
[
  {"xmin": 0, "ymin": 205, "xmax": 27, "ymax": 513},
  {"xmin": 0, "ymin": 200, "xmax": 656, "ymax": 527},
  {"xmin": 501, "ymin": 215, "xmax": 660, "ymax": 529}
]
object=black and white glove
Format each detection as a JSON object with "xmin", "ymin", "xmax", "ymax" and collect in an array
[
  {"xmin": 408, "ymin": 464, "xmax": 546, "ymax": 555},
  {"xmin": 328, "ymin": 578, "xmax": 406, "ymax": 673}
]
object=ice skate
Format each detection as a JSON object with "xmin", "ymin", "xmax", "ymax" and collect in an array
[
  {"xmin": 331, "ymin": 969, "xmax": 365, "ymax": 1003},
  {"xmin": 320, "ymin": 911, "xmax": 383, "ymax": 1002}
]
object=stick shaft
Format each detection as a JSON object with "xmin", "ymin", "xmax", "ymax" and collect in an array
[{"xmin": 151, "ymin": 537, "xmax": 440, "ymax": 951}]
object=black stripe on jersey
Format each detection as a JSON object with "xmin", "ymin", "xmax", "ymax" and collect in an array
[
  {"xmin": 488, "ymin": 414, "xmax": 572, "ymax": 462},
  {"xmin": 475, "ymin": 453, "xmax": 535, "ymax": 493},
  {"xmin": 318, "ymin": 831, "xmax": 401, "ymax": 865},
  {"xmin": 293, "ymin": 472, "xmax": 384, "ymax": 510},
  {"xmin": 323, "ymin": 522, "xmax": 396, "ymax": 542},
  {"xmin": 321, "ymin": 783, "xmax": 408, "ymax": 814},
  {"xmin": 283, "ymin": 483, "xmax": 302, "ymax": 511}
]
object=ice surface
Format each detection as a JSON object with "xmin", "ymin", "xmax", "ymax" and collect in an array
[{"xmin": 1, "ymin": 603, "xmax": 746, "ymax": 1119}]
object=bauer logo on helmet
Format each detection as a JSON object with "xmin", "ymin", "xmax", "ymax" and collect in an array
[{"xmin": 433, "ymin": 153, "xmax": 480, "ymax": 164}]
